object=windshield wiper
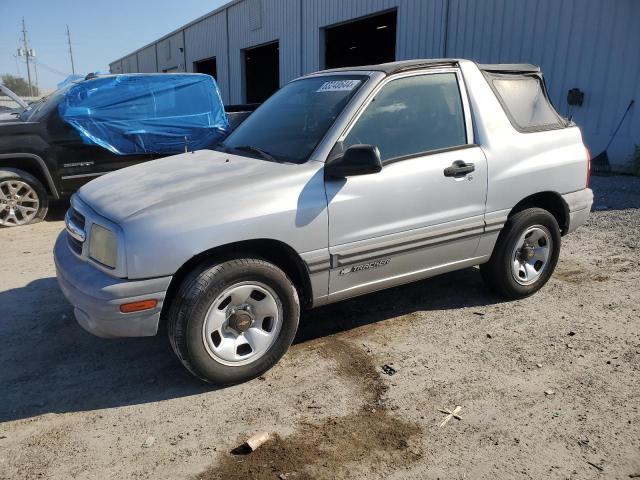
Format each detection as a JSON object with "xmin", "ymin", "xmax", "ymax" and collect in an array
[{"xmin": 233, "ymin": 145, "xmax": 278, "ymax": 162}]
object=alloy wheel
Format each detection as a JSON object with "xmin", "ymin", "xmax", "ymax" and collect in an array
[{"xmin": 0, "ymin": 180, "xmax": 40, "ymax": 226}]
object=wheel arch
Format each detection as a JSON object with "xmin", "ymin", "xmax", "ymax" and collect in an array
[
  {"xmin": 0, "ymin": 153, "xmax": 60, "ymax": 198},
  {"xmin": 161, "ymin": 238, "xmax": 313, "ymax": 321},
  {"xmin": 509, "ymin": 191, "xmax": 569, "ymax": 235}
]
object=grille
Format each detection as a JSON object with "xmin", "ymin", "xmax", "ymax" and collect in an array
[
  {"xmin": 66, "ymin": 207, "xmax": 86, "ymax": 255},
  {"xmin": 67, "ymin": 234, "xmax": 83, "ymax": 255},
  {"xmin": 69, "ymin": 208, "xmax": 85, "ymax": 230}
]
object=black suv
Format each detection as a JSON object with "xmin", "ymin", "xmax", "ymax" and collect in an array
[{"xmin": 0, "ymin": 77, "xmax": 254, "ymax": 227}]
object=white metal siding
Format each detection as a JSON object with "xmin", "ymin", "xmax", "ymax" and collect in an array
[
  {"xmin": 137, "ymin": 45, "xmax": 157, "ymax": 73},
  {"xmin": 184, "ymin": 11, "xmax": 230, "ymax": 102},
  {"xmin": 227, "ymin": 0, "xmax": 302, "ymax": 103},
  {"xmin": 157, "ymin": 32, "xmax": 185, "ymax": 72},
  {"xmin": 301, "ymin": 0, "xmax": 446, "ymax": 73},
  {"xmin": 110, "ymin": 0, "xmax": 638, "ymax": 168},
  {"xmin": 121, "ymin": 54, "xmax": 138, "ymax": 73},
  {"xmin": 109, "ymin": 61, "xmax": 123, "ymax": 74},
  {"xmin": 446, "ymin": 0, "xmax": 640, "ymax": 170}
]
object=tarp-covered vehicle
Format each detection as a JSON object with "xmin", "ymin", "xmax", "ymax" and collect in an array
[{"xmin": 0, "ymin": 73, "xmax": 242, "ymax": 227}]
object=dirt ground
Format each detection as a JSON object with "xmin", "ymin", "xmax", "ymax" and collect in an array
[{"xmin": 1, "ymin": 175, "xmax": 638, "ymax": 480}]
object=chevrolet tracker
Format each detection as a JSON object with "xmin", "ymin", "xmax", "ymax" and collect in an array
[{"xmin": 54, "ymin": 59, "xmax": 593, "ymax": 384}]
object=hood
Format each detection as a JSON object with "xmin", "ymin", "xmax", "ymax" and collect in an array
[{"xmin": 78, "ymin": 149, "xmax": 313, "ymax": 224}]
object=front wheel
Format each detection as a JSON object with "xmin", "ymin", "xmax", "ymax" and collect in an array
[
  {"xmin": 480, "ymin": 207, "xmax": 561, "ymax": 299},
  {"xmin": 167, "ymin": 258, "xmax": 300, "ymax": 385}
]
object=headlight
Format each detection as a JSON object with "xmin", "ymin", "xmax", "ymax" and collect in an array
[{"xmin": 89, "ymin": 224, "xmax": 117, "ymax": 268}]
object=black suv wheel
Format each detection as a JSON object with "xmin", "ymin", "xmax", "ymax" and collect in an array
[{"xmin": 0, "ymin": 169, "xmax": 48, "ymax": 227}]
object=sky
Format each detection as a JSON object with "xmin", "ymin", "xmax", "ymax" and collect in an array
[{"xmin": 0, "ymin": 0, "xmax": 227, "ymax": 92}]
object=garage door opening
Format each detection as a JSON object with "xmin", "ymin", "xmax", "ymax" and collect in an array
[
  {"xmin": 324, "ymin": 10, "xmax": 397, "ymax": 69},
  {"xmin": 193, "ymin": 57, "xmax": 217, "ymax": 79},
  {"xmin": 244, "ymin": 41, "xmax": 279, "ymax": 103}
]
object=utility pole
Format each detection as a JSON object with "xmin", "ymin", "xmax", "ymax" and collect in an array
[
  {"xmin": 21, "ymin": 18, "xmax": 33, "ymax": 96},
  {"xmin": 66, "ymin": 25, "xmax": 76, "ymax": 75}
]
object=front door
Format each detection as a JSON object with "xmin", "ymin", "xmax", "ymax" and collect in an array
[{"xmin": 325, "ymin": 70, "xmax": 488, "ymax": 299}]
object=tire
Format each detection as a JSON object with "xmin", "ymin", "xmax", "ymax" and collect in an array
[
  {"xmin": 0, "ymin": 168, "xmax": 48, "ymax": 227},
  {"xmin": 480, "ymin": 207, "xmax": 561, "ymax": 299},
  {"xmin": 167, "ymin": 258, "xmax": 300, "ymax": 385}
]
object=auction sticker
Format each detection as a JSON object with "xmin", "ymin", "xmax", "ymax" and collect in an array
[{"xmin": 317, "ymin": 79, "xmax": 361, "ymax": 92}]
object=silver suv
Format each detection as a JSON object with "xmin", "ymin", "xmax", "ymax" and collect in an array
[{"xmin": 54, "ymin": 59, "xmax": 593, "ymax": 384}]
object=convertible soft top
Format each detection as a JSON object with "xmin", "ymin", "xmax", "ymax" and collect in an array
[{"xmin": 58, "ymin": 74, "xmax": 229, "ymax": 155}]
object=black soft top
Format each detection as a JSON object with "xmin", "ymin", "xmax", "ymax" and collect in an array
[
  {"xmin": 478, "ymin": 63, "xmax": 540, "ymax": 74},
  {"xmin": 313, "ymin": 59, "xmax": 459, "ymax": 75},
  {"xmin": 311, "ymin": 59, "xmax": 541, "ymax": 76}
]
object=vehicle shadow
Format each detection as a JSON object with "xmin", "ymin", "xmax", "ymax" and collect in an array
[
  {"xmin": 45, "ymin": 199, "xmax": 69, "ymax": 222},
  {"xmin": 0, "ymin": 268, "xmax": 501, "ymax": 423},
  {"xmin": 296, "ymin": 266, "xmax": 501, "ymax": 343}
]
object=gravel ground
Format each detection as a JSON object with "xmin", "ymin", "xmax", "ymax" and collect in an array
[{"xmin": 0, "ymin": 175, "xmax": 638, "ymax": 480}]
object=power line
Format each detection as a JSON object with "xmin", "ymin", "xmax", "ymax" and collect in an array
[
  {"xmin": 16, "ymin": 56, "xmax": 70, "ymax": 79},
  {"xmin": 30, "ymin": 59, "xmax": 69, "ymax": 78}
]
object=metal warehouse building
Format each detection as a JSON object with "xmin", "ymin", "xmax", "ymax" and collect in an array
[{"xmin": 110, "ymin": 0, "xmax": 640, "ymax": 171}]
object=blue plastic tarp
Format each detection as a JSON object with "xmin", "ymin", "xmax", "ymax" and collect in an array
[
  {"xmin": 57, "ymin": 74, "xmax": 85, "ymax": 90},
  {"xmin": 58, "ymin": 74, "xmax": 229, "ymax": 155}
]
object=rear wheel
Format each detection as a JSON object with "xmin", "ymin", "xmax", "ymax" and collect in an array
[
  {"xmin": 0, "ymin": 169, "xmax": 48, "ymax": 227},
  {"xmin": 480, "ymin": 207, "xmax": 560, "ymax": 299},
  {"xmin": 167, "ymin": 258, "xmax": 300, "ymax": 385}
]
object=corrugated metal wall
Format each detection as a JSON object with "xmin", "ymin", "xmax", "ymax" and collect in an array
[
  {"xmin": 156, "ymin": 32, "xmax": 185, "ymax": 72},
  {"xmin": 226, "ymin": 0, "xmax": 302, "ymax": 102},
  {"xmin": 137, "ymin": 45, "xmax": 157, "ymax": 73},
  {"xmin": 109, "ymin": 0, "xmax": 639, "ymax": 169},
  {"xmin": 110, "ymin": 60, "xmax": 123, "ymax": 74},
  {"xmin": 300, "ymin": 0, "xmax": 446, "ymax": 72},
  {"xmin": 121, "ymin": 54, "xmax": 138, "ymax": 73},
  {"xmin": 184, "ymin": 10, "xmax": 230, "ymax": 101},
  {"xmin": 446, "ymin": 0, "xmax": 640, "ymax": 171}
]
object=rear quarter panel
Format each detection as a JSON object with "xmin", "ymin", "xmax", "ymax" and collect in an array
[{"xmin": 459, "ymin": 60, "xmax": 588, "ymax": 215}]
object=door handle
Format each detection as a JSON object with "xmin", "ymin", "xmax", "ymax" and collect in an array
[{"xmin": 444, "ymin": 160, "xmax": 475, "ymax": 177}]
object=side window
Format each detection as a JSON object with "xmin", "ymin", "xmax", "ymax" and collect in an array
[
  {"xmin": 343, "ymin": 73, "xmax": 467, "ymax": 161},
  {"xmin": 489, "ymin": 73, "xmax": 564, "ymax": 131}
]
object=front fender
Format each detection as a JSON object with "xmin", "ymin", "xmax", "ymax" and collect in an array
[{"xmin": 120, "ymin": 161, "xmax": 328, "ymax": 279}]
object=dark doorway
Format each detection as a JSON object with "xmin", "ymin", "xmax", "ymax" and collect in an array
[
  {"xmin": 244, "ymin": 41, "xmax": 280, "ymax": 103},
  {"xmin": 193, "ymin": 57, "xmax": 217, "ymax": 79},
  {"xmin": 324, "ymin": 10, "xmax": 397, "ymax": 69}
]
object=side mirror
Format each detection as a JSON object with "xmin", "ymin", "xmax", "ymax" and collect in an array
[{"xmin": 325, "ymin": 144, "xmax": 383, "ymax": 179}]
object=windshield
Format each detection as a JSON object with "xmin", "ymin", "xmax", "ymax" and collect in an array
[
  {"xmin": 220, "ymin": 75, "xmax": 368, "ymax": 163},
  {"xmin": 19, "ymin": 85, "xmax": 72, "ymax": 122}
]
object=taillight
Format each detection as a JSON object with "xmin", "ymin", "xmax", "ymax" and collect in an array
[{"xmin": 585, "ymin": 146, "xmax": 591, "ymax": 188}]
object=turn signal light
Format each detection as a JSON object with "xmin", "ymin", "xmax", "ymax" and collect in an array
[{"xmin": 120, "ymin": 299, "xmax": 158, "ymax": 313}]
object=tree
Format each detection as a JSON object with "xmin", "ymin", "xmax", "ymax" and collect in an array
[{"xmin": 0, "ymin": 74, "xmax": 39, "ymax": 97}]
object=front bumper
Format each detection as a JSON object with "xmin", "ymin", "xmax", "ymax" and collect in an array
[
  {"xmin": 54, "ymin": 232, "xmax": 172, "ymax": 338},
  {"xmin": 562, "ymin": 188, "xmax": 594, "ymax": 234}
]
